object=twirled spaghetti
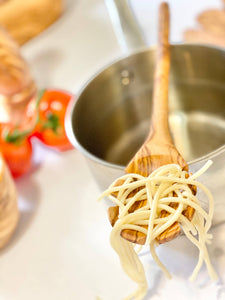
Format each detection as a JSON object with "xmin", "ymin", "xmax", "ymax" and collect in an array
[{"xmin": 98, "ymin": 160, "xmax": 218, "ymax": 300}]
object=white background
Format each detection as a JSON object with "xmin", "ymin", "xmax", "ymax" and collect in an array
[{"xmin": 0, "ymin": 1, "xmax": 225, "ymax": 299}]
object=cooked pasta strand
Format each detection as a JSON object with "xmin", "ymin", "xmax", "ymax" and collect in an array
[{"xmin": 98, "ymin": 161, "xmax": 217, "ymax": 299}]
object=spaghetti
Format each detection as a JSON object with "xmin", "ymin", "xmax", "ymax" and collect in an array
[{"xmin": 98, "ymin": 160, "xmax": 218, "ymax": 300}]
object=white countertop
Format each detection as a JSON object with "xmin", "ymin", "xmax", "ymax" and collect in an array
[{"xmin": 1, "ymin": 0, "xmax": 225, "ymax": 299}]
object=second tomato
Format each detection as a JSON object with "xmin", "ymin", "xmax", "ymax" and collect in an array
[{"xmin": 35, "ymin": 89, "xmax": 74, "ymax": 151}]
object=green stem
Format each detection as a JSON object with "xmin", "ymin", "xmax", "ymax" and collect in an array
[{"xmin": 2, "ymin": 89, "xmax": 45, "ymax": 144}]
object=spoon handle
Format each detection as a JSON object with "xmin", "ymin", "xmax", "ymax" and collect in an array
[{"xmin": 149, "ymin": 2, "xmax": 172, "ymax": 142}]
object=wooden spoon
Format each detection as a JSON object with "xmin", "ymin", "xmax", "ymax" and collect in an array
[{"xmin": 108, "ymin": 2, "xmax": 194, "ymax": 245}]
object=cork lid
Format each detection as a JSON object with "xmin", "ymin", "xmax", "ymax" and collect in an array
[
  {"xmin": 0, "ymin": 27, "xmax": 37, "ymax": 124},
  {"xmin": 0, "ymin": 27, "xmax": 34, "ymax": 96}
]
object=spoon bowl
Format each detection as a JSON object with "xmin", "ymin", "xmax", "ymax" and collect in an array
[
  {"xmin": 66, "ymin": 43, "xmax": 225, "ymax": 228},
  {"xmin": 107, "ymin": 3, "xmax": 195, "ymax": 245}
]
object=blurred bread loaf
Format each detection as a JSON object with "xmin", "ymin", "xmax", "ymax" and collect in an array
[
  {"xmin": 183, "ymin": 1, "xmax": 225, "ymax": 48},
  {"xmin": 0, "ymin": 154, "xmax": 18, "ymax": 249},
  {"xmin": 0, "ymin": 0, "xmax": 63, "ymax": 45}
]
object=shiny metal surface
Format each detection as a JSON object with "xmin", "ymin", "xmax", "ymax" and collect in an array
[
  {"xmin": 66, "ymin": 44, "xmax": 225, "ymax": 225},
  {"xmin": 105, "ymin": 0, "xmax": 146, "ymax": 55}
]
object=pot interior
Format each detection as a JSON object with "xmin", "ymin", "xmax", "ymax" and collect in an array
[{"xmin": 71, "ymin": 45, "xmax": 225, "ymax": 166}]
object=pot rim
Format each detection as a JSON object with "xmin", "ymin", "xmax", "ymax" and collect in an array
[{"xmin": 65, "ymin": 43, "xmax": 225, "ymax": 170}]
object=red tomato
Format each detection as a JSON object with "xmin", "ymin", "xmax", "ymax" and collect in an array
[
  {"xmin": 34, "ymin": 89, "xmax": 74, "ymax": 151},
  {"xmin": 0, "ymin": 125, "xmax": 33, "ymax": 178}
]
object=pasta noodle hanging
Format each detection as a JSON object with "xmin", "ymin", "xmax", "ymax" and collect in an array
[{"xmin": 98, "ymin": 160, "xmax": 218, "ymax": 300}]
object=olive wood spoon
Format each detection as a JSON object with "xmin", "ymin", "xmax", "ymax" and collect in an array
[{"xmin": 108, "ymin": 2, "xmax": 194, "ymax": 245}]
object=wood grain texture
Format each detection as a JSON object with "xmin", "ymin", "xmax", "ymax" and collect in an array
[
  {"xmin": 125, "ymin": 2, "xmax": 187, "ymax": 177},
  {"xmin": 108, "ymin": 3, "xmax": 195, "ymax": 245}
]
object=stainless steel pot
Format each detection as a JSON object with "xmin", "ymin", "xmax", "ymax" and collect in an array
[{"xmin": 66, "ymin": 2, "xmax": 225, "ymax": 225}]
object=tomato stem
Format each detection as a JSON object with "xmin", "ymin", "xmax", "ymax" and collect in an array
[
  {"xmin": 4, "ymin": 128, "xmax": 31, "ymax": 144},
  {"xmin": 42, "ymin": 112, "xmax": 61, "ymax": 133},
  {"xmin": 2, "ymin": 89, "xmax": 46, "ymax": 144}
]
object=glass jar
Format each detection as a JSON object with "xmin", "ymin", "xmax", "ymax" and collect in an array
[{"xmin": 0, "ymin": 27, "xmax": 37, "ymax": 128}]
